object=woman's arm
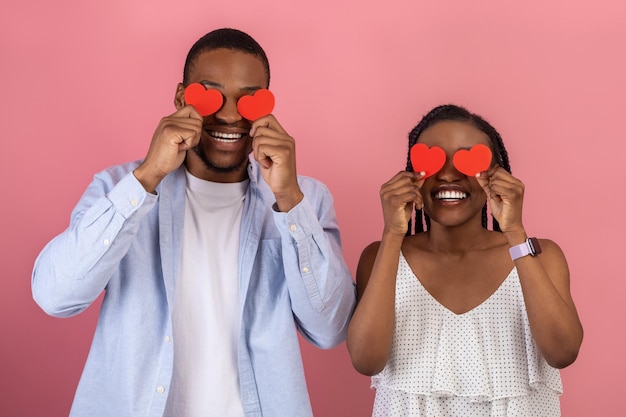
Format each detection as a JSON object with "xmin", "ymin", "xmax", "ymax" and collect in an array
[
  {"xmin": 511, "ymin": 236, "xmax": 583, "ymax": 368},
  {"xmin": 477, "ymin": 167, "xmax": 583, "ymax": 368},
  {"xmin": 347, "ymin": 171, "xmax": 424, "ymax": 375}
]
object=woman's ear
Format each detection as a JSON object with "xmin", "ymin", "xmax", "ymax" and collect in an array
[{"xmin": 174, "ymin": 83, "xmax": 185, "ymax": 109}]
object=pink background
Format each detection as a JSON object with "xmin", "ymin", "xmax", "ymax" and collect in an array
[{"xmin": 2, "ymin": 0, "xmax": 624, "ymax": 416}]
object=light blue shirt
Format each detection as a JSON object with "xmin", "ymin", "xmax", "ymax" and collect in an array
[{"xmin": 32, "ymin": 156, "xmax": 356, "ymax": 417}]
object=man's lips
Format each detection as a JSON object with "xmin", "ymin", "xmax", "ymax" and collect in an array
[{"xmin": 205, "ymin": 129, "xmax": 248, "ymax": 143}]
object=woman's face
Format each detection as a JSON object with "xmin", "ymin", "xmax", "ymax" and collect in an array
[{"xmin": 417, "ymin": 120, "xmax": 493, "ymax": 229}]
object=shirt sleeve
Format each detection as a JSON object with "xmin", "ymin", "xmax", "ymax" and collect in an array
[
  {"xmin": 32, "ymin": 166, "xmax": 157, "ymax": 318},
  {"xmin": 272, "ymin": 179, "xmax": 356, "ymax": 349}
]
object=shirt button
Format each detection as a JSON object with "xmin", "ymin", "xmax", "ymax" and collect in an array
[
  {"xmin": 164, "ymin": 336, "xmax": 171, "ymax": 343},
  {"xmin": 302, "ymin": 266, "xmax": 310, "ymax": 273},
  {"xmin": 289, "ymin": 224, "xmax": 297, "ymax": 232},
  {"xmin": 156, "ymin": 386, "xmax": 165, "ymax": 394},
  {"xmin": 103, "ymin": 239, "xmax": 110, "ymax": 246},
  {"xmin": 130, "ymin": 198, "xmax": 139, "ymax": 207}
]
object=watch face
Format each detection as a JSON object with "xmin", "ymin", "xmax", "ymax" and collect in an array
[{"xmin": 529, "ymin": 237, "xmax": 542, "ymax": 255}]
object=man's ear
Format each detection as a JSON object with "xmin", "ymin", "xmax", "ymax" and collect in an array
[{"xmin": 174, "ymin": 83, "xmax": 185, "ymax": 110}]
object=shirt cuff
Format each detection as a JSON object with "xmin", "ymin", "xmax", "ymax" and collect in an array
[
  {"xmin": 107, "ymin": 171, "xmax": 158, "ymax": 219},
  {"xmin": 273, "ymin": 196, "xmax": 321, "ymax": 242}
]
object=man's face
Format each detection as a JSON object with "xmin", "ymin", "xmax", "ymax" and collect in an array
[{"xmin": 178, "ymin": 48, "xmax": 268, "ymax": 182}]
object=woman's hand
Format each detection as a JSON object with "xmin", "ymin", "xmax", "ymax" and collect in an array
[
  {"xmin": 380, "ymin": 171, "xmax": 426, "ymax": 237},
  {"xmin": 476, "ymin": 167, "xmax": 526, "ymax": 238}
]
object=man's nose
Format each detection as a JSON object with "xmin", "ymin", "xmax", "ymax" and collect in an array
[{"xmin": 214, "ymin": 97, "xmax": 243, "ymax": 124}]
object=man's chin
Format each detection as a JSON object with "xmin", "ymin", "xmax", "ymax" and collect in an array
[{"xmin": 193, "ymin": 148, "xmax": 249, "ymax": 174}]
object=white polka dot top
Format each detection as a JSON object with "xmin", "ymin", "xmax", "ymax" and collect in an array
[{"xmin": 371, "ymin": 252, "xmax": 563, "ymax": 417}]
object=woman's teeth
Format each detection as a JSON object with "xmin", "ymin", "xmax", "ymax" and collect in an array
[
  {"xmin": 435, "ymin": 190, "xmax": 468, "ymax": 201},
  {"xmin": 208, "ymin": 130, "xmax": 244, "ymax": 142}
]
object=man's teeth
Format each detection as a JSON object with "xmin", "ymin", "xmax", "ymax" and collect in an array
[
  {"xmin": 435, "ymin": 190, "xmax": 468, "ymax": 200},
  {"xmin": 209, "ymin": 131, "xmax": 244, "ymax": 142}
]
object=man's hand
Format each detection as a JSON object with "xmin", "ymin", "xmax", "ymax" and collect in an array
[
  {"xmin": 134, "ymin": 106, "xmax": 203, "ymax": 193},
  {"xmin": 250, "ymin": 115, "xmax": 303, "ymax": 211}
]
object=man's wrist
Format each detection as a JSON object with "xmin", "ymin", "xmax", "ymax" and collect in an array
[
  {"xmin": 275, "ymin": 189, "xmax": 304, "ymax": 212},
  {"xmin": 133, "ymin": 166, "xmax": 163, "ymax": 194}
]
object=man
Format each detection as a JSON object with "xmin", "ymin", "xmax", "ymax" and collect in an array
[{"xmin": 32, "ymin": 28, "xmax": 356, "ymax": 417}]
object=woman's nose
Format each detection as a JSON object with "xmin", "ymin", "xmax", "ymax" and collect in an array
[{"xmin": 436, "ymin": 153, "xmax": 463, "ymax": 181}]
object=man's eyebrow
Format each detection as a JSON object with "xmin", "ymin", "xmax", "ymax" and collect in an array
[{"xmin": 199, "ymin": 80, "xmax": 223, "ymax": 89}]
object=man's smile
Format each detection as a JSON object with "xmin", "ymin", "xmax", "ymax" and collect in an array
[{"xmin": 206, "ymin": 130, "xmax": 247, "ymax": 142}]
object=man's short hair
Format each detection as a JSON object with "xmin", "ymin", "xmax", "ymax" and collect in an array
[{"xmin": 183, "ymin": 28, "xmax": 270, "ymax": 86}]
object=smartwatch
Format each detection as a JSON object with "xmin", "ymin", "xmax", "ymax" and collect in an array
[{"xmin": 509, "ymin": 237, "xmax": 542, "ymax": 261}]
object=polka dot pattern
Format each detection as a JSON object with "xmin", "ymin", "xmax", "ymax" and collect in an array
[{"xmin": 371, "ymin": 253, "xmax": 563, "ymax": 417}]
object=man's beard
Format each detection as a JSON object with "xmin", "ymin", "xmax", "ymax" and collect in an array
[{"xmin": 192, "ymin": 147, "xmax": 249, "ymax": 174}]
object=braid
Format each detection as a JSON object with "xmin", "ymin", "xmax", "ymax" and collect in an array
[
  {"xmin": 410, "ymin": 209, "xmax": 430, "ymax": 235},
  {"xmin": 405, "ymin": 104, "xmax": 512, "ymax": 235},
  {"xmin": 482, "ymin": 204, "xmax": 488, "ymax": 229}
]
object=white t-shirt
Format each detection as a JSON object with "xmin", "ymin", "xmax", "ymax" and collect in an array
[{"xmin": 164, "ymin": 170, "xmax": 248, "ymax": 417}]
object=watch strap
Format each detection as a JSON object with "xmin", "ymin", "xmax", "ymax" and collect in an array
[{"xmin": 509, "ymin": 237, "xmax": 541, "ymax": 261}]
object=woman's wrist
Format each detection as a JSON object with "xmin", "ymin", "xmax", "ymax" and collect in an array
[{"xmin": 503, "ymin": 227, "xmax": 528, "ymax": 246}]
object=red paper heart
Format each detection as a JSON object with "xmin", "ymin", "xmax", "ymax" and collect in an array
[
  {"xmin": 237, "ymin": 89, "xmax": 275, "ymax": 120},
  {"xmin": 452, "ymin": 144, "xmax": 493, "ymax": 177},
  {"xmin": 410, "ymin": 144, "xmax": 446, "ymax": 178},
  {"xmin": 184, "ymin": 83, "xmax": 223, "ymax": 116}
]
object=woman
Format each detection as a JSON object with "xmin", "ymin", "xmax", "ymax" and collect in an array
[{"xmin": 347, "ymin": 104, "xmax": 583, "ymax": 416}]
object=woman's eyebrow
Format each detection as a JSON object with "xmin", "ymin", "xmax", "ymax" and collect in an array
[
  {"xmin": 241, "ymin": 86, "xmax": 263, "ymax": 92},
  {"xmin": 199, "ymin": 81, "xmax": 263, "ymax": 92}
]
